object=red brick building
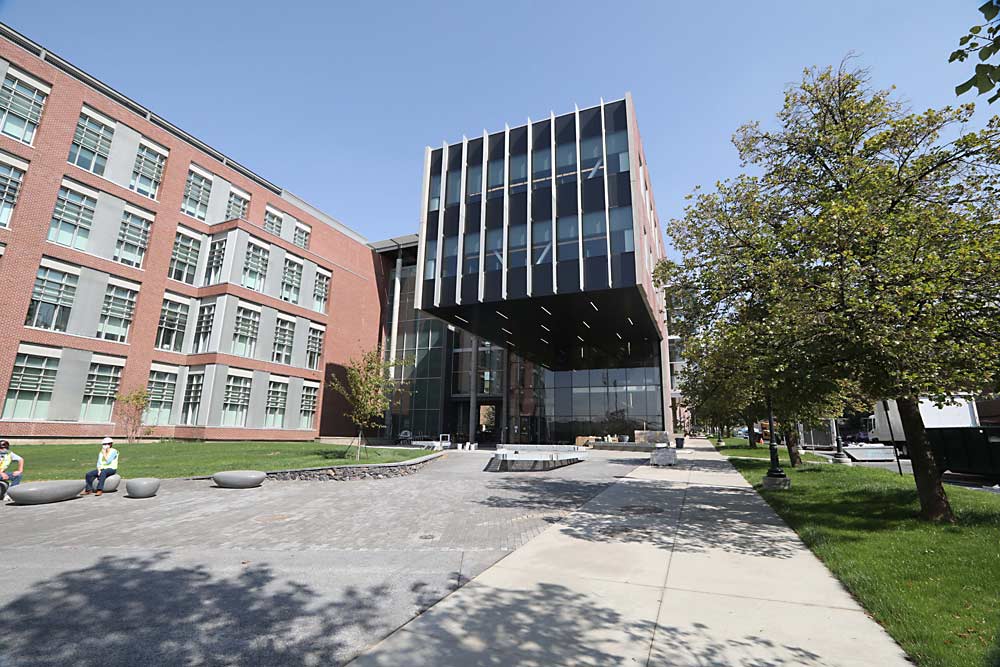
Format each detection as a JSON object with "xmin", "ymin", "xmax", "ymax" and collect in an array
[{"xmin": 0, "ymin": 24, "xmax": 383, "ymax": 441}]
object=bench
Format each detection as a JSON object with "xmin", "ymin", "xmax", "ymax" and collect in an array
[{"xmin": 485, "ymin": 445, "xmax": 589, "ymax": 472}]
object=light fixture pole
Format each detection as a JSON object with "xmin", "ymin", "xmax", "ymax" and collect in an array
[
  {"xmin": 830, "ymin": 417, "xmax": 852, "ymax": 465},
  {"xmin": 762, "ymin": 393, "xmax": 790, "ymax": 489}
]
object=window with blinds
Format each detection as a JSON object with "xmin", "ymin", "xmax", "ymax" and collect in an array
[
  {"xmin": 232, "ymin": 307, "xmax": 260, "ymax": 357},
  {"xmin": 68, "ymin": 112, "xmax": 114, "ymax": 176},
  {"xmin": 272, "ymin": 318, "xmax": 295, "ymax": 364},
  {"xmin": 280, "ymin": 259, "xmax": 302, "ymax": 303},
  {"xmin": 293, "ymin": 224, "xmax": 311, "ymax": 249},
  {"xmin": 2, "ymin": 353, "xmax": 59, "ymax": 420},
  {"xmin": 156, "ymin": 299, "xmax": 189, "ymax": 352},
  {"xmin": 146, "ymin": 370, "xmax": 177, "ymax": 426},
  {"xmin": 48, "ymin": 186, "xmax": 96, "ymax": 251},
  {"xmin": 306, "ymin": 327, "xmax": 324, "ymax": 370},
  {"xmin": 26, "ymin": 266, "xmax": 77, "ymax": 331},
  {"xmin": 130, "ymin": 144, "xmax": 166, "ymax": 199},
  {"xmin": 205, "ymin": 239, "xmax": 226, "ymax": 285},
  {"xmin": 299, "ymin": 385, "xmax": 318, "ymax": 429},
  {"xmin": 264, "ymin": 381, "xmax": 287, "ymax": 428},
  {"xmin": 169, "ymin": 232, "xmax": 201, "ymax": 284},
  {"xmin": 226, "ymin": 191, "xmax": 250, "ymax": 220},
  {"xmin": 193, "ymin": 303, "xmax": 215, "ymax": 353},
  {"xmin": 0, "ymin": 73, "xmax": 47, "ymax": 145},
  {"xmin": 222, "ymin": 375, "xmax": 252, "ymax": 426},
  {"xmin": 0, "ymin": 162, "xmax": 24, "ymax": 227},
  {"xmin": 181, "ymin": 373, "xmax": 204, "ymax": 425},
  {"xmin": 114, "ymin": 211, "xmax": 152, "ymax": 268},
  {"xmin": 241, "ymin": 243, "xmax": 269, "ymax": 292},
  {"xmin": 313, "ymin": 272, "xmax": 330, "ymax": 312},
  {"xmin": 98, "ymin": 284, "xmax": 137, "ymax": 342},
  {"xmin": 182, "ymin": 169, "xmax": 211, "ymax": 220},
  {"xmin": 264, "ymin": 209, "xmax": 283, "ymax": 236},
  {"xmin": 80, "ymin": 362, "xmax": 122, "ymax": 422}
]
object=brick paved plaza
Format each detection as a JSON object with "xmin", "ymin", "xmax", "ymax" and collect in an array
[{"xmin": 0, "ymin": 450, "xmax": 642, "ymax": 666}]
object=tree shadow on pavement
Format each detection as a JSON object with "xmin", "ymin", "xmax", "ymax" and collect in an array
[
  {"xmin": 649, "ymin": 622, "xmax": 825, "ymax": 666},
  {"xmin": 477, "ymin": 476, "xmax": 806, "ymax": 559},
  {"xmin": 0, "ymin": 552, "xmax": 443, "ymax": 667}
]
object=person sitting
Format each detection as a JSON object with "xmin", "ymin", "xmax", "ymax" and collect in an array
[
  {"xmin": 83, "ymin": 437, "xmax": 120, "ymax": 496},
  {"xmin": 0, "ymin": 440, "xmax": 24, "ymax": 498}
]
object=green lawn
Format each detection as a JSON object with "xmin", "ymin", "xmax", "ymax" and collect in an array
[
  {"xmin": 731, "ymin": 458, "xmax": 1000, "ymax": 667},
  {"xmin": 714, "ymin": 437, "xmax": 826, "ymax": 463},
  {"xmin": 9, "ymin": 440, "xmax": 427, "ymax": 481}
]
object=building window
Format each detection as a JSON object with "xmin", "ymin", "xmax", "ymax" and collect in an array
[
  {"xmin": 169, "ymin": 232, "xmax": 202, "ymax": 284},
  {"xmin": 272, "ymin": 318, "xmax": 295, "ymax": 364},
  {"xmin": 226, "ymin": 190, "xmax": 250, "ymax": 220},
  {"xmin": 156, "ymin": 299, "xmax": 189, "ymax": 352},
  {"xmin": 130, "ymin": 144, "xmax": 166, "ymax": 199},
  {"xmin": 306, "ymin": 326, "xmax": 324, "ymax": 370},
  {"xmin": 182, "ymin": 169, "xmax": 212, "ymax": 220},
  {"xmin": 26, "ymin": 266, "xmax": 77, "ymax": 331},
  {"xmin": 0, "ymin": 162, "xmax": 25, "ymax": 227},
  {"xmin": 241, "ymin": 243, "xmax": 269, "ymax": 292},
  {"xmin": 293, "ymin": 223, "xmax": 311, "ymax": 250},
  {"xmin": 181, "ymin": 372, "xmax": 203, "ymax": 425},
  {"xmin": 313, "ymin": 272, "xmax": 330, "ymax": 312},
  {"xmin": 221, "ymin": 375, "xmax": 252, "ymax": 426},
  {"xmin": 0, "ymin": 72, "xmax": 47, "ymax": 145},
  {"xmin": 2, "ymin": 353, "xmax": 58, "ymax": 420},
  {"xmin": 193, "ymin": 303, "xmax": 215, "ymax": 353},
  {"xmin": 97, "ymin": 284, "xmax": 137, "ymax": 342},
  {"xmin": 232, "ymin": 306, "xmax": 260, "ymax": 357},
  {"xmin": 299, "ymin": 385, "xmax": 318, "ymax": 429},
  {"xmin": 80, "ymin": 362, "xmax": 121, "ymax": 422},
  {"xmin": 146, "ymin": 370, "xmax": 177, "ymax": 425},
  {"xmin": 67, "ymin": 112, "xmax": 114, "ymax": 176},
  {"xmin": 264, "ymin": 381, "xmax": 287, "ymax": 428},
  {"xmin": 280, "ymin": 258, "xmax": 302, "ymax": 303},
  {"xmin": 113, "ymin": 211, "xmax": 152, "ymax": 268},
  {"xmin": 205, "ymin": 238, "xmax": 226, "ymax": 285},
  {"xmin": 264, "ymin": 209, "xmax": 283, "ymax": 236},
  {"xmin": 48, "ymin": 186, "xmax": 96, "ymax": 251}
]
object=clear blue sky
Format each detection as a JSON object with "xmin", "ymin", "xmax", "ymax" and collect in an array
[{"xmin": 0, "ymin": 1, "xmax": 987, "ymax": 243}]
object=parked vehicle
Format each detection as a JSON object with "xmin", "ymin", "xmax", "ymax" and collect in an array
[{"xmin": 869, "ymin": 398, "xmax": 980, "ymax": 456}]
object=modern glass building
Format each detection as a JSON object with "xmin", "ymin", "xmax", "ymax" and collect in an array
[{"xmin": 378, "ymin": 95, "xmax": 674, "ymax": 445}]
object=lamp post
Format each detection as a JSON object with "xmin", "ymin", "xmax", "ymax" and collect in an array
[
  {"xmin": 762, "ymin": 393, "xmax": 790, "ymax": 489},
  {"xmin": 830, "ymin": 417, "xmax": 853, "ymax": 465}
]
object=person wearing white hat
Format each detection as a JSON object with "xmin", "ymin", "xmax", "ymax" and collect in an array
[{"xmin": 83, "ymin": 437, "xmax": 119, "ymax": 496}]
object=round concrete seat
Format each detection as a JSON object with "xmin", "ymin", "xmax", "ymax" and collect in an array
[
  {"xmin": 212, "ymin": 470, "xmax": 266, "ymax": 489},
  {"xmin": 9, "ymin": 480, "xmax": 86, "ymax": 505},
  {"xmin": 101, "ymin": 474, "xmax": 121, "ymax": 492},
  {"xmin": 125, "ymin": 477, "xmax": 160, "ymax": 498}
]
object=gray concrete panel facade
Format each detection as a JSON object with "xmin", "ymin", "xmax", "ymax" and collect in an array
[
  {"xmin": 104, "ymin": 123, "xmax": 141, "ymax": 189},
  {"xmin": 48, "ymin": 348, "xmax": 92, "ymax": 422},
  {"xmin": 90, "ymin": 192, "xmax": 126, "ymax": 261},
  {"xmin": 205, "ymin": 173, "xmax": 232, "ymax": 224},
  {"xmin": 66, "ymin": 268, "xmax": 108, "ymax": 338},
  {"xmin": 246, "ymin": 370, "xmax": 270, "ymax": 429},
  {"xmin": 256, "ymin": 307, "xmax": 277, "ymax": 364}
]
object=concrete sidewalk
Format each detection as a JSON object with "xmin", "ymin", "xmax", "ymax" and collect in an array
[{"xmin": 349, "ymin": 439, "xmax": 911, "ymax": 666}]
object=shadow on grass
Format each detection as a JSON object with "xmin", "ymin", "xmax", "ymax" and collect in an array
[{"xmin": 313, "ymin": 448, "xmax": 352, "ymax": 461}]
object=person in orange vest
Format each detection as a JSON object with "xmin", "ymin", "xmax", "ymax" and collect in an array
[{"xmin": 83, "ymin": 437, "xmax": 119, "ymax": 496}]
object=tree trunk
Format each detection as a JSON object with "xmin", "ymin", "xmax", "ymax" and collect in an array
[
  {"xmin": 356, "ymin": 429, "xmax": 363, "ymax": 461},
  {"xmin": 783, "ymin": 426, "xmax": 803, "ymax": 467},
  {"xmin": 896, "ymin": 396, "xmax": 956, "ymax": 523},
  {"xmin": 746, "ymin": 417, "xmax": 757, "ymax": 448}
]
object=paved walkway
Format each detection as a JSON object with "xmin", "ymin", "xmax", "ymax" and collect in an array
[
  {"xmin": 349, "ymin": 439, "xmax": 911, "ymax": 667},
  {"xmin": 0, "ymin": 450, "xmax": 640, "ymax": 666}
]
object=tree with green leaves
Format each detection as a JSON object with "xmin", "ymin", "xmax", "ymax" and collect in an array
[
  {"xmin": 664, "ymin": 61, "xmax": 1000, "ymax": 522},
  {"xmin": 328, "ymin": 348, "xmax": 410, "ymax": 460},
  {"xmin": 951, "ymin": 1, "xmax": 1000, "ymax": 103}
]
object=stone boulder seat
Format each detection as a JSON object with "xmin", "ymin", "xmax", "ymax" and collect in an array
[
  {"xmin": 8, "ymin": 480, "xmax": 86, "ymax": 505},
  {"xmin": 125, "ymin": 478, "xmax": 160, "ymax": 498},
  {"xmin": 212, "ymin": 470, "xmax": 266, "ymax": 489},
  {"xmin": 101, "ymin": 474, "xmax": 121, "ymax": 492}
]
